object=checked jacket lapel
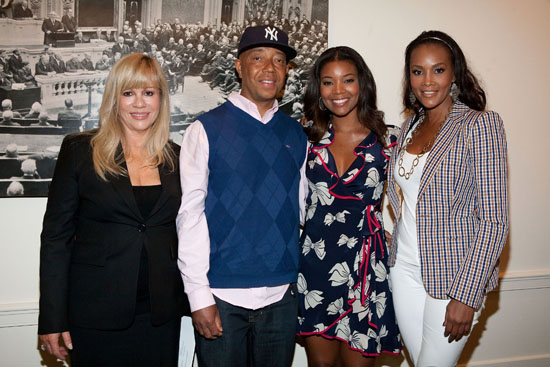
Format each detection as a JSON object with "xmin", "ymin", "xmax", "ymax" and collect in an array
[
  {"xmin": 387, "ymin": 114, "xmax": 414, "ymax": 217},
  {"xmin": 417, "ymin": 102, "xmax": 469, "ymax": 201}
]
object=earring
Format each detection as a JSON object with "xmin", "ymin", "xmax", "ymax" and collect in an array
[
  {"xmin": 319, "ymin": 97, "xmax": 326, "ymax": 111},
  {"xmin": 450, "ymin": 82, "xmax": 460, "ymax": 102},
  {"xmin": 408, "ymin": 91, "xmax": 417, "ymax": 105}
]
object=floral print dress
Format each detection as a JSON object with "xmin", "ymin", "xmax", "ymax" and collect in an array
[{"xmin": 297, "ymin": 127, "xmax": 402, "ymax": 356}]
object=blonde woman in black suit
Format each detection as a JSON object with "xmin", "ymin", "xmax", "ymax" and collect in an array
[{"xmin": 38, "ymin": 53, "xmax": 190, "ymax": 366}]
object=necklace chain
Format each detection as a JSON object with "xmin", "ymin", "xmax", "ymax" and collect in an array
[{"xmin": 397, "ymin": 107, "xmax": 452, "ymax": 180}]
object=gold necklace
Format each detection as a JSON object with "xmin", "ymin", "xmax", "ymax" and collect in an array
[{"xmin": 397, "ymin": 108, "xmax": 451, "ymax": 180}]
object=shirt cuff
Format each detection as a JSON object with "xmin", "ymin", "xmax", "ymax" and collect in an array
[{"xmin": 187, "ymin": 285, "xmax": 216, "ymax": 312}]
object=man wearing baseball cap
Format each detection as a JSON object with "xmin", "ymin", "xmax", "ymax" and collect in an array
[{"xmin": 177, "ymin": 25, "xmax": 307, "ymax": 366}]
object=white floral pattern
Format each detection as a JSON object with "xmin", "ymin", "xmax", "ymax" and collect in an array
[
  {"xmin": 326, "ymin": 297, "xmax": 345, "ymax": 316},
  {"xmin": 297, "ymin": 127, "xmax": 402, "ymax": 356},
  {"xmin": 297, "ymin": 273, "xmax": 325, "ymax": 310},
  {"xmin": 343, "ymin": 168, "xmax": 359, "ymax": 183},
  {"xmin": 328, "ymin": 262, "xmax": 354, "ymax": 287},
  {"xmin": 324, "ymin": 210, "xmax": 350, "ymax": 226},
  {"xmin": 302, "ymin": 235, "xmax": 326, "ymax": 260},
  {"xmin": 308, "ymin": 180, "xmax": 334, "ymax": 206}
]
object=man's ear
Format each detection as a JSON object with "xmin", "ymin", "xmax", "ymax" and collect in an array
[{"xmin": 234, "ymin": 58, "xmax": 242, "ymax": 79}]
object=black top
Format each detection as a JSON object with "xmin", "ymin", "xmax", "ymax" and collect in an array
[{"xmin": 133, "ymin": 184, "xmax": 162, "ymax": 315}]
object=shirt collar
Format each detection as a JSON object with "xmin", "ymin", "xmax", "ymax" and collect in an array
[{"xmin": 227, "ymin": 91, "xmax": 279, "ymax": 124}]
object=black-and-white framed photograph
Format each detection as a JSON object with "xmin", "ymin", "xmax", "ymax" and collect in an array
[{"xmin": 0, "ymin": 0, "xmax": 328, "ymax": 197}]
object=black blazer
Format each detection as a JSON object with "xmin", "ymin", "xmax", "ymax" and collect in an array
[
  {"xmin": 38, "ymin": 132, "xmax": 190, "ymax": 334},
  {"xmin": 41, "ymin": 19, "xmax": 64, "ymax": 45},
  {"xmin": 61, "ymin": 15, "xmax": 77, "ymax": 33},
  {"xmin": 112, "ymin": 42, "xmax": 130, "ymax": 56}
]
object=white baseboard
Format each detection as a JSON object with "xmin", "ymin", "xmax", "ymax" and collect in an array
[
  {"xmin": 459, "ymin": 354, "xmax": 550, "ymax": 367},
  {"xmin": 0, "ymin": 302, "xmax": 38, "ymax": 328},
  {"xmin": 498, "ymin": 270, "xmax": 550, "ymax": 291},
  {"xmin": 1, "ymin": 273, "xmax": 549, "ymax": 367}
]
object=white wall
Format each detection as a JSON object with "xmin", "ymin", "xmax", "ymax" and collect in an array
[
  {"xmin": 302, "ymin": 1, "xmax": 550, "ymax": 366},
  {"xmin": 1, "ymin": 1, "xmax": 549, "ymax": 366},
  {"xmin": 325, "ymin": 0, "xmax": 550, "ymax": 275}
]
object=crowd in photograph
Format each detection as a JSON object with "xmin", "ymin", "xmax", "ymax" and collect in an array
[
  {"xmin": 0, "ymin": 49, "xmax": 36, "ymax": 87},
  {"xmin": 1, "ymin": 7, "xmax": 327, "ymax": 109},
  {"xmin": 0, "ymin": 6, "xmax": 328, "ymax": 197}
]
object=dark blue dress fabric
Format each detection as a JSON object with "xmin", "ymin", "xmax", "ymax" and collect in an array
[{"xmin": 297, "ymin": 127, "xmax": 402, "ymax": 356}]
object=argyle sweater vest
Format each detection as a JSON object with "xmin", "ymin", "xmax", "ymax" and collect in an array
[{"xmin": 200, "ymin": 101, "xmax": 307, "ymax": 288}]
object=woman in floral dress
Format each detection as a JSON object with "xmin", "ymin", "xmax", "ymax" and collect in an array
[{"xmin": 297, "ymin": 46, "xmax": 402, "ymax": 366}]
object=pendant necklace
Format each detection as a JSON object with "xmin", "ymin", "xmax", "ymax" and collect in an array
[{"xmin": 397, "ymin": 105, "xmax": 452, "ymax": 180}]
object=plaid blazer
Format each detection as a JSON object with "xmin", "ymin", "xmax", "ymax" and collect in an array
[{"xmin": 387, "ymin": 101, "xmax": 509, "ymax": 309}]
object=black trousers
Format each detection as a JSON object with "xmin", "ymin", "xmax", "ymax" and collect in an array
[{"xmin": 69, "ymin": 313, "xmax": 181, "ymax": 367}]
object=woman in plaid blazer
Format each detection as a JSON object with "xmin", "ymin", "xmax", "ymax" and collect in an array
[{"xmin": 386, "ymin": 31, "xmax": 508, "ymax": 366}]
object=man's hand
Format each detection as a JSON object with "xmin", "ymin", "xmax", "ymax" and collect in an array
[
  {"xmin": 39, "ymin": 331, "xmax": 72, "ymax": 360},
  {"xmin": 443, "ymin": 299, "xmax": 475, "ymax": 342},
  {"xmin": 192, "ymin": 304, "xmax": 223, "ymax": 339}
]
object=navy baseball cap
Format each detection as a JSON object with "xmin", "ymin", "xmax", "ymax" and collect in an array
[{"xmin": 238, "ymin": 25, "xmax": 297, "ymax": 61}]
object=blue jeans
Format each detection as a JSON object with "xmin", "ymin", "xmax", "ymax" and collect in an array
[{"xmin": 195, "ymin": 283, "xmax": 298, "ymax": 367}]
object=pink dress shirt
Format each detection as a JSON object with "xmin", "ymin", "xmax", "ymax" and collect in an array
[{"xmin": 177, "ymin": 91, "xmax": 308, "ymax": 312}]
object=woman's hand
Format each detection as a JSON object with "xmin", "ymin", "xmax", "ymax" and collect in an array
[
  {"xmin": 443, "ymin": 299, "xmax": 475, "ymax": 342},
  {"xmin": 39, "ymin": 331, "xmax": 72, "ymax": 360}
]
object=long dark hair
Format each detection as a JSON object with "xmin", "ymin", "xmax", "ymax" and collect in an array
[
  {"xmin": 304, "ymin": 46, "xmax": 387, "ymax": 144},
  {"xmin": 403, "ymin": 30, "xmax": 486, "ymax": 119}
]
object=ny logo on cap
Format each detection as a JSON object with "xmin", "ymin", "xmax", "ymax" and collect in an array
[{"xmin": 264, "ymin": 27, "xmax": 278, "ymax": 41}]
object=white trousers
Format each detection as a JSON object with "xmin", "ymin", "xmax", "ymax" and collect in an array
[{"xmin": 390, "ymin": 258, "xmax": 484, "ymax": 367}]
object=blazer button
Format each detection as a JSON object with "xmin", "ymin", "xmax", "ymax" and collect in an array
[{"xmin": 137, "ymin": 223, "xmax": 146, "ymax": 232}]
